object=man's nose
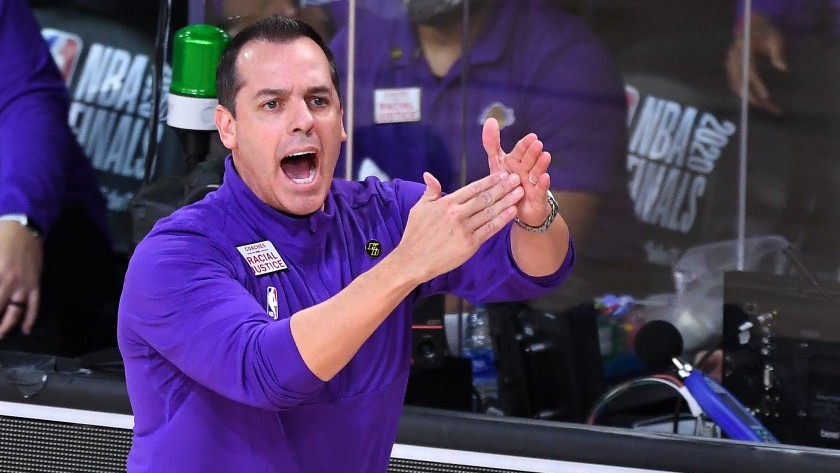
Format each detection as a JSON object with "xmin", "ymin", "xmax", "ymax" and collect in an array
[{"xmin": 288, "ymin": 99, "xmax": 315, "ymax": 134}]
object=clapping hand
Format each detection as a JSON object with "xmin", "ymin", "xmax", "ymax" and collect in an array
[
  {"xmin": 397, "ymin": 170, "xmax": 524, "ymax": 283},
  {"xmin": 482, "ymin": 117, "xmax": 552, "ymax": 227}
]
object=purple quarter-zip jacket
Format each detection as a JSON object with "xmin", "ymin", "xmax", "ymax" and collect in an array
[{"xmin": 118, "ymin": 156, "xmax": 573, "ymax": 472}]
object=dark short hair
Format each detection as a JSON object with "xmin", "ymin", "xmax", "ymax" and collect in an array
[{"xmin": 216, "ymin": 16, "xmax": 341, "ymax": 116}]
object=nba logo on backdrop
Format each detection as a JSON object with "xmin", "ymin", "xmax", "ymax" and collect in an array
[{"xmin": 41, "ymin": 28, "xmax": 83, "ymax": 85}]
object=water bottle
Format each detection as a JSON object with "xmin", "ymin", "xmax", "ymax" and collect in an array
[{"xmin": 462, "ymin": 306, "xmax": 499, "ymax": 410}]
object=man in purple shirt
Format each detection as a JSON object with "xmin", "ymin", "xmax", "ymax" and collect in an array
[
  {"xmin": 329, "ymin": 0, "xmax": 646, "ymax": 307},
  {"xmin": 118, "ymin": 16, "xmax": 572, "ymax": 472},
  {"xmin": 0, "ymin": 0, "xmax": 117, "ymax": 355}
]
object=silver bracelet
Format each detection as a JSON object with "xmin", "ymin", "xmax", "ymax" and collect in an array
[{"xmin": 513, "ymin": 191, "xmax": 559, "ymax": 234}]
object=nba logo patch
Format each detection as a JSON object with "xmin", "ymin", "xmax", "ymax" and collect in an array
[
  {"xmin": 41, "ymin": 28, "xmax": 83, "ymax": 86},
  {"xmin": 266, "ymin": 286, "xmax": 279, "ymax": 320}
]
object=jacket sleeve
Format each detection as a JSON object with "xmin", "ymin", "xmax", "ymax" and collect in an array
[
  {"xmin": 434, "ymin": 227, "xmax": 575, "ymax": 305},
  {"xmin": 390, "ymin": 179, "xmax": 574, "ymax": 305},
  {"xmin": 119, "ymin": 226, "xmax": 324, "ymax": 411}
]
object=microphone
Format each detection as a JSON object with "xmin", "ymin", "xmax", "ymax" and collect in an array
[
  {"xmin": 167, "ymin": 24, "xmax": 230, "ymax": 171},
  {"xmin": 634, "ymin": 319, "xmax": 684, "ymax": 371},
  {"xmin": 634, "ymin": 320, "xmax": 779, "ymax": 443}
]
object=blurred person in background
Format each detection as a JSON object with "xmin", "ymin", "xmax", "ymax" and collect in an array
[
  {"xmin": 726, "ymin": 0, "xmax": 840, "ymax": 280},
  {"xmin": 198, "ymin": 0, "xmax": 338, "ymax": 38},
  {"xmin": 0, "ymin": 0, "xmax": 119, "ymax": 356},
  {"xmin": 329, "ymin": 0, "xmax": 647, "ymax": 311}
]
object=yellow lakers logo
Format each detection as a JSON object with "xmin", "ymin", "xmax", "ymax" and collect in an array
[
  {"xmin": 366, "ymin": 240, "xmax": 382, "ymax": 258},
  {"xmin": 480, "ymin": 102, "xmax": 515, "ymax": 129}
]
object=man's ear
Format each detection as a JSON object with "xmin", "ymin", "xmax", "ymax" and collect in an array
[
  {"xmin": 215, "ymin": 105, "xmax": 237, "ymax": 150},
  {"xmin": 340, "ymin": 108, "xmax": 348, "ymax": 142}
]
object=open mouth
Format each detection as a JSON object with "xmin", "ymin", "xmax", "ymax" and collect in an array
[{"xmin": 280, "ymin": 151, "xmax": 317, "ymax": 184}]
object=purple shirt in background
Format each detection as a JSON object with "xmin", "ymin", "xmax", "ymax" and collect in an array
[
  {"xmin": 330, "ymin": 0, "xmax": 643, "ymax": 262},
  {"xmin": 118, "ymin": 156, "xmax": 572, "ymax": 472},
  {"xmin": 738, "ymin": 0, "xmax": 840, "ymax": 37},
  {"xmin": 0, "ymin": 0, "xmax": 107, "ymax": 237}
]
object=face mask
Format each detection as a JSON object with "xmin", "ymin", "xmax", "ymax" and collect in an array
[{"xmin": 404, "ymin": 0, "xmax": 465, "ymax": 25}]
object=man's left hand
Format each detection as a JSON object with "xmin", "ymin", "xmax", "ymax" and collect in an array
[{"xmin": 483, "ymin": 117, "xmax": 552, "ymax": 227}]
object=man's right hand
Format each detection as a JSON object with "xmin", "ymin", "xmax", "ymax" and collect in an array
[
  {"xmin": 290, "ymin": 171, "xmax": 523, "ymax": 381},
  {"xmin": 725, "ymin": 12, "xmax": 788, "ymax": 115},
  {"xmin": 394, "ymin": 171, "xmax": 523, "ymax": 284},
  {"xmin": 0, "ymin": 221, "xmax": 42, "ymax": 339}
]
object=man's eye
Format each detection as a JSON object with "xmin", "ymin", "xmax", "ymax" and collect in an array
[
  {"xmin": 264, "ymin": 100, "xmax": 278, "ymax": 110},
  {"xmin": 311, "ymin": 97, "xmax": 327, "ymax": 106}
]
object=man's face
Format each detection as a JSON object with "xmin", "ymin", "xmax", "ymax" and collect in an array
[{"xmin": 215, "ymin": 37, "xmax": 346, "ymax": 216}]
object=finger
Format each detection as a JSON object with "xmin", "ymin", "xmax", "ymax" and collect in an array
[
  {"xmin": 748, "ymin": 65, "xmax": 770, "ymax": 101},
  {"xmin": 0, "ymin": 283, "xmax": 13, "ymax": 312},
  {"xmin": 507, "ymin": 133, "xmax": 539, "ymax": 167},
  {"xmin": 462, "ymin": 172, "xmax": 522, "ymax": 218},
  {"xmin": 751, "ymin": 96, "xmax": 784, "ymax": 116},
  {"xmin": 21, "ymin": 289, "xmax": 39, "ymax": 335},
  {"xmin": 466, "ymin": 184, "xmax": 524, "ymax": 233},
  {"xmin": 517, "ymin": 140, "xmax": 545, "ymax": 181},
  {"xmin": 725, "ymin": 45, "xmax": 746, "ymax": 96},
  {"xmin": 0, "ymin": 306, "xmax": 22, "ymax": 339},
  {"xmin": 482, "ymin": 118, "xmax": 505, "ymax": 174},
  {"xmin": 766, "ymin": 36, "xmax": 788, "ymax": 72},
  {"xmin": 422, "ymin": 172, "xmax": 443, "ymax": 200},
  {"xmin": 762, "ymin": 100, "xmax": 783, "ymax": 116},
  {"xmin": 471, "ymin": 199, "xmax": 519, "ymax": 247},
  {"xmin": 518, "ymin": 138, "xmax": 544, "ymax": 169},
  {"xmin": 448, "ymin": 171, "xmax": 511, "ymax": 205},
  {"xmin": 746, "ymin": 70, "xmax": 784, "ymax": 115},
  {"xmin": 525, "ymin": 152, "xmax": 552, "ymax": 192}
]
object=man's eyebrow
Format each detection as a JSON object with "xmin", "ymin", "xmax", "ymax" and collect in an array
[
  {"xmin": 252, "ymin": 85, "xmax": 334, "ymax": 100},
  {"xmin": 308, "ymin": 85, "xmax": 333, "ymax": 96},
  {"xmin": 253, "ymin": 88, "xmax": 289, "ymax": 100}
]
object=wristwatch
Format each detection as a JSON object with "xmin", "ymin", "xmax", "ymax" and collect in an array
[
  {"xmin": 0, "ymin": 213, "xmax": 41, "ymax": 238},
  {"xmin": 513, "ymin": 191, "xmax": 559, "ymax": 234}
]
